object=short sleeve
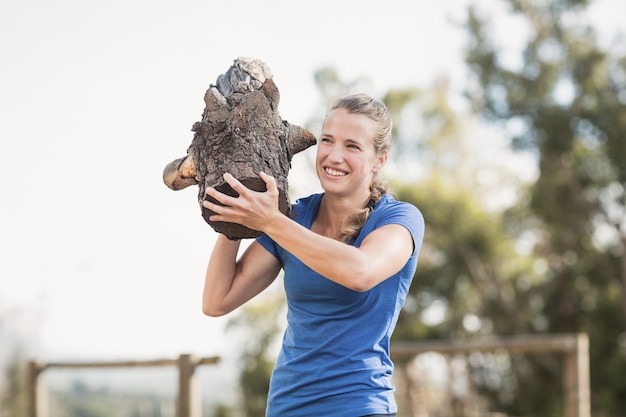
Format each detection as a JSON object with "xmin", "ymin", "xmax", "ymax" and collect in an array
[
  {"xmin": 362, "ymin": 196, "xmax": 425, "ymax": 256},
  {"xmin": 256, "ymin": 232, "xmax": 281, "ymax": 261}
]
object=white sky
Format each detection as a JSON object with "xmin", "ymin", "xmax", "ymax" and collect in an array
[
  {"xmin": 0, "ymin": 0, "xmax": 470, "ymax": 362},
  {"xmin": 0, "ymin": 0, "xmax": 623, "ymax": 382}
]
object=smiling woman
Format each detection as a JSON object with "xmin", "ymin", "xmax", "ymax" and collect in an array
[{"xmin": 201, "ymin": 93, "xmax": 425, "ymax": 417}]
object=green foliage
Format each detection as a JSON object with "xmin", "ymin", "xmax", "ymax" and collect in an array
[
  {"xmin": 464, "ymin": 0, "xmax": 626, "ymax": 415},
  {"xmin": 393, "ymin": 179, "xmax": 536, "ymax": 340},
  {"xmin": 211, "ymin": 403, "xmax": 235, "ymax": 417}
]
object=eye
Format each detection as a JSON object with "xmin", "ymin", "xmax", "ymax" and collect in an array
[{"xmin": 348, "ymin": 143, "xmax": 362, "ymax": 150}]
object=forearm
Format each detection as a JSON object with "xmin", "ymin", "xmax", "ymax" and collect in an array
[
  {"xmin": 264, "ymin": 215, "xmax": 372, "ymax": 291},
  {"xmin": 203, "ymin": 233, "xmax": 281, "ymax": 316},
  {"xmin": 202, "ymin": 235, "xmax": 241, "ymax": 316}
]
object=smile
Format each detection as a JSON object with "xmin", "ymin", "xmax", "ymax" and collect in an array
[{"xmin": 324, "ymin": 167, "xmax": 347, "ymax": 177}]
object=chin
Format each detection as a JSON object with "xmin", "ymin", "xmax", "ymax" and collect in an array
[{"xmin": 320, "ymin": 180, "xmax": 345, "ymax": 194}]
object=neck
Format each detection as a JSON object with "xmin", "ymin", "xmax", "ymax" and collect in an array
[{"xmin": 312, "ymin": 191, "xmax": 371, "ymax": 239}]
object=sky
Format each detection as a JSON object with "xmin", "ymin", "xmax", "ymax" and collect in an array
[
  {"xmin": 0, "ymin": 0, "xmax": 469, "ymax": 360},
  {"xmin": 1, "ymin": 0, "xmax": 624, "ymax": 398}
]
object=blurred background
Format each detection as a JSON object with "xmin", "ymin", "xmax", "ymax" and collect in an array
[{"xmin": 1, "ymin": 0, "xmax": 625, "ymax": 416}]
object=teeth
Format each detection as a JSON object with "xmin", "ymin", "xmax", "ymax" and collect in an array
[{"xmin": 325, "ymin": 167, "xmax": 346, "ymax": 177}]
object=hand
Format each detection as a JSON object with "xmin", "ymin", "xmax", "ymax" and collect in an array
[{"xmin": 203, "ymin": 172, "xmax": 282, "ymax": 233}]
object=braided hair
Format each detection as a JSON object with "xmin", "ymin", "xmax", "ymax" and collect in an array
[{"xmin": 329, "ymin": 94, "xmax": 393, "ymax": 244}]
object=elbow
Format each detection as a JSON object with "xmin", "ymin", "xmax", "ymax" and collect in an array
[
  {"xmin": 343, "ymin": 265, "xmax": 377, "ymax": 293},
  {"xmin": 202, "ymin": 308, "xmax": 224, "ymax": 318},
  {"xmin": 202, "ymin": 301, "xmax": 230, "ymax": 317}
]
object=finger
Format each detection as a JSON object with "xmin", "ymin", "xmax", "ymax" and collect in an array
[
  {"xmin": 222, "ymin": 172, "xmax": 249, "ymax": 195},
  {"xmin": 204, "ymin": 186, "xmax": 238, "ymax": 207},
  {"xmin": 202, "ymin": 199, "xmax": 238, "ymax": 223},
  {"xmin": 201, "ymin": 197, "xmax": 224, "ymax": 213},
  {"xmin": 259, "ymin": 171, "xmax": 278, "ymax": 192}
]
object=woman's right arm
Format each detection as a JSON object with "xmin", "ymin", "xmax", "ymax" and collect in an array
[{"xmin": 202, "ymin": 234, "xmax": 281, "ymax": 317}]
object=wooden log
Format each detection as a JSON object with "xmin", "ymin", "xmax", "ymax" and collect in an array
[{"xmin": 163, "ymin": 57, "xmax": 316, "ymax": 239}]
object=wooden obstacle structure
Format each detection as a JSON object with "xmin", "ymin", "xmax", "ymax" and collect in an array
[
  {"xmin": 391, "ymin": 333, "xmax": 590, "ymax": 417},
  {"xmin": 27, "ymin": 354, "xmax": 219, "ymax": 417},
  {"xmin": 27, "ymin": 333, "xmax": 590, "ymax": 417}
]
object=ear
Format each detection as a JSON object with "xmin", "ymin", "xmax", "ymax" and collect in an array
[{"xmin": 373, "ymin": 153, "xmax": 388, "ymax": 173}]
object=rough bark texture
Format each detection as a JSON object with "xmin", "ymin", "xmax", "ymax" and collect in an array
[{"xmin": 165, "ymin": 57, "xmax": 316, "ymax": 239}]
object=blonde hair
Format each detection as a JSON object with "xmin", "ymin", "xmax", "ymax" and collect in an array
[{"xmin": 328, "ymin": 94, "xmax": 392, "ymax": 243}]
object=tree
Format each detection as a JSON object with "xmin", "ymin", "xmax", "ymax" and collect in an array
[{"xmin": 463, "ymin": 0, "xmax": 626, "ymax": 414}]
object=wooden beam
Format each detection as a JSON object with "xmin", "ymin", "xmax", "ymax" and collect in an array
[
  {"xmin": 392, "ymin": 333, "xmax": 582, "ymax": 360},
  {"xmin": 40, "ymin": 356, "xmax": 219, "ymax": 369}
]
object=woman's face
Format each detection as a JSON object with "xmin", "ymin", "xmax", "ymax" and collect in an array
[{"xmin": 316, "ymin": 108, "xmax": 387, "ymax": 197}]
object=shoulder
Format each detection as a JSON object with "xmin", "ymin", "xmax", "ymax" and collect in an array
[
  {"xmin": 375, "ymin": 194, "xmax": 424, "ymax": 224},
  {"xmin": 369, "ymin": 193, "xmax": 425, "ymax": 248}
]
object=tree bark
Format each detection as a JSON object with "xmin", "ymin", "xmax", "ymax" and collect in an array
[{"xmin": 163, "ymin": 57, "xmax": 316, "ymax": 239}]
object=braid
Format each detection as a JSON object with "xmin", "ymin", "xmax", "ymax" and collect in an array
[{"xmin": 339, "ymin": 177, "xmax": 387, "ymax": 244}]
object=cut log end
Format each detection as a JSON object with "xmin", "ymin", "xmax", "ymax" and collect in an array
[{"xmin": 163, "ymin": 155, "xmax": 198, "ymax": 190}]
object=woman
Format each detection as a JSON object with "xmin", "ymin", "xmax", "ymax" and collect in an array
[{"xmin": 202, "ymin": 93, "xmax": 425, "ymax": 417}]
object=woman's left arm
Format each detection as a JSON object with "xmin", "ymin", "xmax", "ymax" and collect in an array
[{"xmin": 203, "ymin": 172, "xmax": 413, "ymax": 291}]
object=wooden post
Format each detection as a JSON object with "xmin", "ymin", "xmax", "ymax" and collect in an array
[
  {"xmin": 27, "ymin": 361, "xmax": 47, "ymax": 417},
  {"xmin": 177, "ymin": 354, "xmax": 200, "ymax": 417},
  {"xmin": 563, "ymin": 333, "xmax": 590, "ymax": 417}
]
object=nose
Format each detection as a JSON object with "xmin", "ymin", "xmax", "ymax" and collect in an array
[{"xmin": 327, "ymin": 144, "xmax": 344, "ymax": 163}]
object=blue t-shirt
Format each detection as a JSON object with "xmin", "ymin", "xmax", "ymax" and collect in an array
[{"xmin": 257, "ymin": 193, "xmax": 425, "ymax": 417}]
